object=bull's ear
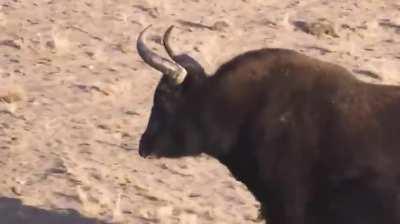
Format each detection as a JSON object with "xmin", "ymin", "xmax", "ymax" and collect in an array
[
  {"xmin": 162, "ymin": 26, "xmax": 207, "ymax": 88},
  {"xmin": 179, "ymin": 72, "xmax": 203, "ymax": 93},
  {"xmin": 175, "ymin": 54, "xmax": 207, "ymax": 88}
]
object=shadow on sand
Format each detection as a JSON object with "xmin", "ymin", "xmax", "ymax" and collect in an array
[{"xmin": 0, "ymin": 197, "xmax": 109, "ymax": 224}]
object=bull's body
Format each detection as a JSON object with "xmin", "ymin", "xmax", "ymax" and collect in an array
[{"xmin": 137, "ymin": 26, "xmax": 400, "ymax": 224}]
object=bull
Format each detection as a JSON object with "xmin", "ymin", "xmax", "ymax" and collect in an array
[{"xmin": 136, "ymin": 25, "xmax": 400, "ymax": 224}]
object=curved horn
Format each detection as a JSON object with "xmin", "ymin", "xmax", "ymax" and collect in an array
[
  {"xmin": 137, "ymin": 25, "xmax": 187, "ymax": 84},
  {"xmin": 163, "ymin": 25, "xmax": 178, "ymax": 60}
]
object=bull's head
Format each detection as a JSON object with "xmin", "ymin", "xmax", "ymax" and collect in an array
[{"xmin": 137, "ymin": 25, "xmax": 207, "ymax": 158}]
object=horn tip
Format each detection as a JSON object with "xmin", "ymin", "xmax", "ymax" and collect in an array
[{"xmin": 167, "ymin": 25, "xmax": 175, "ymax": 31}]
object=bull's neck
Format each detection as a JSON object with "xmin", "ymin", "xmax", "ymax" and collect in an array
[{"xmin": 215, "ymin": 131, "xmax": 267, "ymax": 204}]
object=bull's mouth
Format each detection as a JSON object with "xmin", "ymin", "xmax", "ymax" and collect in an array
[
  {"xmin": 138, "ymin": 135, "xmax": 155, "ymax": 158},
  {"xmin": 138, "ymin": 146, "xmax": 186, "ymax": 159},
  {"xmin": 138, "ymin": 137, "xmax": 170, "ymax": 158},
  {"xmin": 138, "ymin": 144, "xmax": 163, "ymax": 159},
  {"xmin": 139, "ymin": 149, "xmax": 161, "ymax": 159},
  {"xmin": 138, "ymin": 148, "xmax": 150, "ymax": 158},
  {"xmin": 138, "ymin": 138, "xmax": 189, "ymax": 159},
  {"xmin": 138, "ymin": 144, "xmax": 155, "ymax": 158}
]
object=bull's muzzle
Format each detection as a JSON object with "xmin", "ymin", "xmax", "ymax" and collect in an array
[{"xmin": 138, "ymin": 137, "xmax": 152, "ymax": 158}]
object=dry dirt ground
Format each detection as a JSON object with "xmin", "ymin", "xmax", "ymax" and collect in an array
[{"xmin": 0, "ymin": 0, "xmax": 399, "ymax": 223}]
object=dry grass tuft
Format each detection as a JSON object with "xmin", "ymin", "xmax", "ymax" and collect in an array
[
  {"xmin": 0, "ymin": 85, "xmax": 25, "ymax": 114},
  {"xmin": 50, "ymin": 27, "xmax": 72, "ymax": 55},
  {"xmin": 0, "ymin": 85, "xmax": 25, "ymax": 103}
]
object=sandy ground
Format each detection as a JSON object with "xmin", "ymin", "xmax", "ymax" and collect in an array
[{"xmin": 0, "ymin": 0, "xmax": 399, "ymax": 223}]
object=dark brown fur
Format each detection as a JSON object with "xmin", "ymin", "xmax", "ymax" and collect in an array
[{"xmin": 139, "ymin": 48, "xmax": 400, "ymax": 224}]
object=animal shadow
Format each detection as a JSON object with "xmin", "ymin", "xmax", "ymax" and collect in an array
[{"xmin": 0, "ymin": 197, "xmax": 108, "ymax": 224}]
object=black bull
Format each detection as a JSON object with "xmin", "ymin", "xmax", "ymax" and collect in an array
[{"xmin": 136, "ymin": 25, "xmax": 400, "ymax": 224}]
